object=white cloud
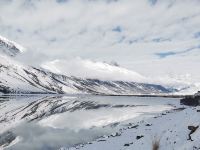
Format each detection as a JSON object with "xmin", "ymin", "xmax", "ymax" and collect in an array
[{"xmin": 41, "ymin": 57, "xmax": 147, "ymax": 82}]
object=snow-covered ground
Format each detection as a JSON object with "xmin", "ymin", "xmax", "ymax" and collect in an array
[
  {"xmin": 68, "ymin": 106, "xmax": 200, "ymax": 150},
  {"xmin": 65, "ymin": 100, "xmax": 200, "ymax": 150}
]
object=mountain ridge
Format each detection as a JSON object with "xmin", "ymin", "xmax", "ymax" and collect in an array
[
  {"xmin": 0, "ymin": 35, "xmax": 24, "ymax": 57},
  {"xmin": 0, "ymin": 35, "xmax": 172, "ymax": 95}
]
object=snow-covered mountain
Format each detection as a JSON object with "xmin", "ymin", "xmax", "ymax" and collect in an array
[
  {"xmin": 0, "ymin": 35, "xmax": 171, "ymax": 95},
  {"xmin": 0, "ymin": 35, "xmax": 24, "ymax": 57},
  {"xmin": 0, "ymin": 55, "xmax": 170, "ymax": 95}
]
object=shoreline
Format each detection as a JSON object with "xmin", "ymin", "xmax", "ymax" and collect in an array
[
  {"xmin": 68, "ymin": 104, "xmax": 200, "ymax": 150},
  {"xmin": 0, "ymin": 93, "xmax": 189, "ymax": 98}
]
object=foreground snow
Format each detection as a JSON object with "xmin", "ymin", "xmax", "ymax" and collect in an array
[{"xmin": 68, "ymin": 105, "xmax": 200, "ymax": 150}]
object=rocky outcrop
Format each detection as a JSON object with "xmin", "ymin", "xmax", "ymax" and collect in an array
[
  {"xmin": 188, "ymin": 125, "xmax": 199, "ymax": 141},
  {"xmin": 0, "ymin": 131, "xmax": 16, "ymax": 147},
  {"xmin": 180, "ymin": 93, "xmax": 200, "ymax": 106}
]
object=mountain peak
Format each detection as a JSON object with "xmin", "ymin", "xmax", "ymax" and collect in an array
[{"xmin": 0, "ymin": 35, "xmax": 24, "ymax": 57}]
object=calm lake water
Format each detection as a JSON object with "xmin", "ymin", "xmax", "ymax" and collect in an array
[{"xmin": 0, "ymin": 95, "xmax": 180, "ymax": 150}]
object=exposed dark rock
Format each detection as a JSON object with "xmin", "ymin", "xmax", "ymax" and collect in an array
[
  {"xmin": 97, "ymin": 139, "xmax": 106, "ymax": 142},
  {"xmin": 0, "ymin": 131, "xmax": 16, "ymax": 147},
  {"xmin": 128, "ymin": 125, "xmax": 139, "ymax": 129},
  {"xmin": 145, "ymin": 124, "xmax": 152, "ymax": 126},
  {"xmin": 124, "ymin": 143, "xmax": 130, "ymax": 146},
  {"xmin": 188, "ymin": 125, "xmax": 199, "ymax": 141},
  {"xmin": 180, "ymin": 95, "xmax": 200, "ymax": 106},
  {"xmin": 124, "ymin": 142, "xmax": 133, "ymax": 147},
  {"xmin": 136, "ymin": 135, "xmax": 144, "ymax": 140},
  {"xmin": 110, "ymin": 132, "xmax": 121, "ymax": 137}
]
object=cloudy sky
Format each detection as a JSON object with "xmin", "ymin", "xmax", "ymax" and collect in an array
[{"xmin": 0, "ymin": 0, "xmax": 200, "ymax": 83}]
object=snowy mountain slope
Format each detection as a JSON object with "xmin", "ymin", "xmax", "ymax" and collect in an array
[
  {"xmin": 0, "ymin": 55, "xmax": 64, "ymax": 94},
  {"xmin": 0, "ymin": 35, "xmax": 172, "ymax": 95},
  {"xmin": 42, "ymin": 58, "xmax": 200, "ymax": 95},
  {"xmin": 0, "ymin": 54, "xmax": 171, "ymax": 95},
  {"xmin": 0, "ymin": 35, "xmax": 24, "ymax": 57}
]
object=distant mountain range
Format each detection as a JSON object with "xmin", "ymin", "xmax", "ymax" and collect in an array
[{"xmin": 0, "ymin": 35, "xmax": 172, "ymax": 95}]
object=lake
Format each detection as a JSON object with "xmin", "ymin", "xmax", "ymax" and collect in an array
[{"xmin": 0, "ymin": 95, "xmax": 180, "ymax": 150}]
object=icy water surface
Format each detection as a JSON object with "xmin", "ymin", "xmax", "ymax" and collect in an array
[{"xmin": 0, "ymin": 95, "xmax": 180, "ymax": 150}]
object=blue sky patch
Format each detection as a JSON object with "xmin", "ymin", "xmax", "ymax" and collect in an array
[
  {"xmin": 56, "ymin": 0, "xmax": 68, "ymax": 3},
  {"xmin": 16, "ymin": 28, "xmax": 22, "ymax": 33},
  {"xmin": 149, "ymin": 0, "xmax": 157, "ymax": 5},
  {"xmin": 155, "ymin": 51, "xmax": 176, "ymax": 58},
  {"xmin": 155, "ymin": 46, "xmax": 199, "ymax": 58},
  {"xmin": 152, "ymin": 38, "xmax": 171, "ymax": 42},
  {"xmin": 194, "ymin": 32, "xmax": 200, "ymax": 38},
  {"xmin": 112, "ymin": 26, "xmax": 122, "ymax": 32}
]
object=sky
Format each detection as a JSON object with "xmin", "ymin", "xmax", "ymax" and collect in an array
[{"xmin": 0, "ymin": 0, "xmax": 200, "ymax": 86}]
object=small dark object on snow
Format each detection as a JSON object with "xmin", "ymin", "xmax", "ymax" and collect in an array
[
  {"xmin": 136, "ymin": 135, "xmax": 144, "ymax": 140},
  {"xmin": 124, "ymin": 142, "xmax": 133, "ymax": 146},
  {"xmin": 124, "ymin": 143, "xmax": 130, "ymax": 146},
  {"xmin": 152, "ymin": 139, "xmax": 160, "ymax": 150},
  {"xmin": 129, "ymin": 125, "xmax": 139, "ymax": 129},
  {"xmin": 188, "ymin": 125, "xmax": 199, "ymax": 141},
  {"xmin": 145, "ymin": 124, "xmax": 152, "ymax": 126},
  {"xmin": 110, "ymin": 132, "xmax": 121, "ymax": 137},
  {"xmin": 97, "ymin": 139, "xmax": 106, "ymax": 142}
]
